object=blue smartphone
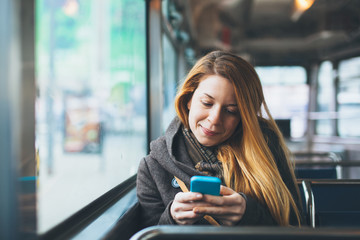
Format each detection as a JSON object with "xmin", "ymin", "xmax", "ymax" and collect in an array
[{"xmin": 190, "ymin": 176, "xmax": 221, "ymax": 196}]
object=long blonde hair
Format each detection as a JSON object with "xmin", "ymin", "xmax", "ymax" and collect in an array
[{"xmin": 175, "ymin": 51, "xmax": 301, "ymax": 226}]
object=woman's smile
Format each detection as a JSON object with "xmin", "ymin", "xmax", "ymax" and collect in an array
[{"xmin": 200, "ymin": 125, "xmax": 218, "ymax": 136}]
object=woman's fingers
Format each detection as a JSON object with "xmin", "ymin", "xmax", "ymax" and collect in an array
[
  {"xmin": 171, "ymin": 192, "xmax": 215, "ymax": 225},
  {"xmin": 171, "ymin": 187, "xmax": 247, "ymax": 226},
  {"xmin": 191, "ymin": 187, "xmax": 247, "ymax": 226},
  {"xmin": 172, "ymin": 208, "xmax": 204, "ymax": 225},
  {"xmin": 193, "ymin": 204, "xmax": 243, "ymax": 215},
  {"xmin": 172, "ymin": 200, "xmax": 214, "ymax": 212},
  {"xmin": 201, "ymin": 190, "xmax": 243, "ymax": 206},
  {"xmin": 193, "ymin": 205, "xmax": 244, "ymax": 225},
  {"xmin": 220, "ymin": 185, "xmax": 236, "ymax": 196},
  {"xmin": 174, "ymin": 191, "xmax": 203, "ymax": 202}
]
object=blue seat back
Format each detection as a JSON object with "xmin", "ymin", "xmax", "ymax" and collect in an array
[
  {"xmin": 295, "ymin": 168, "xmax": 337, "ymax": 179},
  {"xmin": 311, "ymin": 181, "xmax": 360, "ymax": 227}
]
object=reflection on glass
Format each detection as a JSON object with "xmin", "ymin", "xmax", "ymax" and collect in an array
[
  {"xmin": 162, "ymin": 34, "xmax": 177, "ymax": 132},
  {"xmin": 64, "ymin": 95, "xmax": 102, "ymax": 153},
  {"xmin": 256, "ymin": 66, "xmax": 308, "ymax": 138},
  {"xmin": 338, "ymin": 57, "xmax": 360, "ymax": 137},
  {"xmin": 35, "ymin": 0, "xmax": 146, "ymax": 233},
  {"xmin": 316, "ymin": 61, "xmax": 334, "ymax": 136}
]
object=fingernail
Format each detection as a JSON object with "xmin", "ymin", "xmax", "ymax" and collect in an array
[{"xmin": 196, "ymin": 194, "xmax": 202, "ymax": 198}]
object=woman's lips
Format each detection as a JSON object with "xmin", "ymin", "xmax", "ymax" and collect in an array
[{"xmin": 201, "ymin": 126, "xmax": 217, "ymax": 136}]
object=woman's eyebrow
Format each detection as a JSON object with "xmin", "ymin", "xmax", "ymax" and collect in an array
[
  {"xmin": 227, "ymin": 103, "xmax": 238, "ymax": 107},
  {"xmin": 203, "ymin": 93, "xmax": 237, "ymax": 106},
  {"xmin": 203, "ymin": 93, "xmax": 214, "ymax": 99}
]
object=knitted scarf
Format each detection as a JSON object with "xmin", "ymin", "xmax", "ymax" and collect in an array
[{"xmin": 182, "ymin": 126, "xmax": 224, "ymax": 182}]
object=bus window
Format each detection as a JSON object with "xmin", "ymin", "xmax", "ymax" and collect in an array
[
  {"xmin": 256, "ymin": 66, "xmax": 308, "ymax": 138},
  {"xmin": 338, "ymin": 57, "xmax": 360, "ymax": 138},
  {"xmin": 316, "ymin": 61, "xmax": 335, "ymax": 136},
  {"xmin": 35, "ymin": 0, "xmax": 146, "ymax": 233},
  {"xmin": 162, "ymin": 34, "xmax": 177, "ymax": 132}
]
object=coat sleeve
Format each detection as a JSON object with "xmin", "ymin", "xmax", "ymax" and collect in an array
[{"xmin": 136, "ymin": 157, "xmax": 176, "ymax": 228}]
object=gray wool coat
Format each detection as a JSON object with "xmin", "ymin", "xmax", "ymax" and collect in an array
[{"xmin": 136, "ymin": 117, "xmax": 302, "ymax": 229}]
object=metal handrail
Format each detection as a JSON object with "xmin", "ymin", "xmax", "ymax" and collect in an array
[
  {"xmin": 302, "ymin": 180, "xmax": 315, "ymax": 228},
  {"xmin": 130, "ymin": 225, "xmax": 360, "ymax": 240}
]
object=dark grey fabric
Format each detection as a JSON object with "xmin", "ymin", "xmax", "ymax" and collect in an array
[{"xmin": 136, "ymin": 117, "xmax": 302, "ymax": 229}]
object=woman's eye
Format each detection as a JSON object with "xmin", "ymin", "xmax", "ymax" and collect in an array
[
  {"xmin": 226, "ymin": 109, "xmax": 238, "ymax": 115},
  {"xmin": 201, "ymin": 101, "xmax": 212, "ymax": 107}
]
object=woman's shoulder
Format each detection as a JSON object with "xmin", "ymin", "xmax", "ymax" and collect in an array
[
  {"xmin": 149, "ymin": 135, "xmax": 167, "ymax": 153},
  {"xmin": 149, "ymin": 117, "xmax": 183, "ymax": 156},
  {"xmin": 139, "ymin": 137, "xmax": 167, "ymax": 174}
]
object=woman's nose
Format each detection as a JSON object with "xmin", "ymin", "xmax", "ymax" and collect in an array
[{"xmin": 208, "ymin": 107, "xmax": 222, "ymax": 124}]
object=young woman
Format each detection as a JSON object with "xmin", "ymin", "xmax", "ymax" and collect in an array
[{"xmin": 136, "ymin": 50, "xmax": 302, "ymax": 228}]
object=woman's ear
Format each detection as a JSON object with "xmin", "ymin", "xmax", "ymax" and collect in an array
[{"xmin": 187, "ymin": 99, "xmax": 191, "ymax": 110}]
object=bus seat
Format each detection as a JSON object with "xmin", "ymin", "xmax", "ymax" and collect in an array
[
  {"xmin": 316, "ymin": 212, "xmax": 360, "ymax": 227},
  {"xmin": 275, "ymin": 119, "xmax": 291, "ymax": 138},
  {"xmin": 294, "ymin": 151, "xmax": 342, "ymax": 179},
  {"xmin": 295, "ymin": 168, "xmax": 337, "ymax": 179},
  {"xmin": 302, "ymin": 180, "xmax": 360, "ymax": 227}
]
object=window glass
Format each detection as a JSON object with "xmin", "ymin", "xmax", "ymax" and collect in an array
[
  {"xmin": 162, "ymin": 0, "xmax": 169, "ymax": 19},
  {"xmin": 316, "ymin": 61, "xmax": 334, "ymax": 136},
  {"xmin": 256, "ymin": 66, "xmax": 308, "ymax": 138},
  {"xmin": 36, "ymin": 0, "xmax": 146, "ymax": 233},
  {"xmin": 162, "ymin": 34, "xmax": 177, "ymax": 131},
  {"xmin": 338, "ymin": 57, "xmax": 360, "ymax": 137}
]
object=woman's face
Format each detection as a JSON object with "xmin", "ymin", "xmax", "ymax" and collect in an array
[{"xmin": 187, "ymin": 75, "xmax": 241, "ymax": 147}]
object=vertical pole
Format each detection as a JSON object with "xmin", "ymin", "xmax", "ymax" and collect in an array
[
  {"xmin": 146, "ymin": 0, "xmax": 163, "ymax": 151},
  {"xmin": 0, "ymin": 0, "xmax": 21, "ymax": 239},
  {"xmin": 46, "ymin": 0, "xmax": 56, "ymax": 174},
  {"xmin": 307, "ymin": 64, "xmax": 319, "ymax": 152},
  {"xmin": 19, "ymin": 0, "xmax": 37, "ymax": 237},
  {"xmin": 332, "ymin": 61, "xmax": 339, "ymax": 136}
]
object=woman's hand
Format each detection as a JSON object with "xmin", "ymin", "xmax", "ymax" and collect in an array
[
  {"xmin": 170, "ymin": 192, "xmax": 213, "ymax": 225},
  {"xmin": 192, "ymin": 185, "xmax": 247, "ymax": 226}
]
